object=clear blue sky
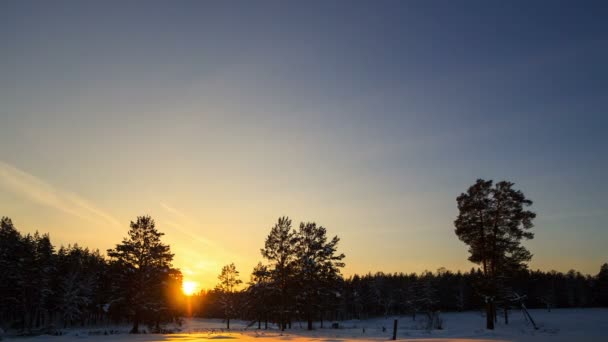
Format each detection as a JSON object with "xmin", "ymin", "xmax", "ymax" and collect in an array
[{"xmin": 1, "ymin": 1, "xmax": 607, "ymax": 286}]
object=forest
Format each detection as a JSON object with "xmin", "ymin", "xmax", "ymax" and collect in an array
[
  {"xmin": 1, "ymin": 180, "xmax": 608, "ymax": 334},
  {"xmin": 0, "ymin": 216, "xmax": 183, "ymax": 334},
  {"xmin": 1, "ymin": 215, "xmax": 608, "ymax": 334}
]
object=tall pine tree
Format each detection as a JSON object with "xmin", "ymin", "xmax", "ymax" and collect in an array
[
  {"xmin": 107, "ymin": 216, "xmax": 175, "ymax": 333},
  {"xmin": 260, "ymin": 217, "xmax": 297, "ymax": 330},
  {"xmin": 454, "ymin": 179, "xmax": 535, "ymax": 329},
  {"xmin": 294, "ymin": 222, "xmax": 345, "ymax": 330}
]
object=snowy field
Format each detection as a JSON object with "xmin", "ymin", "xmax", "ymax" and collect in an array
[{"xmin": 3, "ymin": 308, "xmax": 607, "ymax": 342}]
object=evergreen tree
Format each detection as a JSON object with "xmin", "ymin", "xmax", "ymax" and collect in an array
[
  {"xmin": 54, "ymin": 245, "xmax": 106, "ymax": 327},
  {"xmin": 0, "ymin": 217, "xmax": 24, "ymax": 329},
  {"xmin": 32, "ymin": 233, "xmax": 55, "ymax": 328},
  {"xmin": 412, "ymin": 272, "xmax": 439, "ymax": 316},
  {"xmin": 247, "ymin": 262, "xmax": 273, "ymax": 329},
  {"xmin": 58, "ymin": 272, "xmax": 91, "ymax": 327},
  {"xmin": 216, "ymin": 263, "xmax": 242, "ymax": 329},
  {"xmin": 596, "ymin": 263, "xmax": 608, "ymax": 306},
  {"xmin": 294, "ymin": 222, "xmax": 345, "ymax": 330},
  {"xmin": 454, "ymin": 179, "xmax": 535, "ymax": 329},
  {"xmin": 106, "ymin": 216, "xmax": 175, "ymax": 333},
  {"xmin": 260, "ymin": 217, "xmax": 297, "ymax": 330}
]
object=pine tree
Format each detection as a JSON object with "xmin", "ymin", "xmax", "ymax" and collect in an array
[
  {"xmin": 294, "ymin": 222, "xmax": 345, "ymax": 330},
  {"xmin": 596, "ymin": 263, "xmax": 608, "ymax": 306},
  {"xmin": 260, "ymin": 217, "xmax": 297, "ymax": 330},
  {"xmin": 0, "ymin": 217, "xmax": 24, "ymax": 329},
  {"xmin": 247, "ymin": 262, "xmax": 273, "ymax": 329},
  {"xmin": 410, "ymin": 272, "xmax": 438, "ymax": 317},
  {"xmin": 17, "ymin": 233, "xmax": 40, "ymax": 331},
  {"xmin": 53, "ymin": 245, "xmax": 106, "ymax": 328},
  {"xmin": 32, "ymin": 232, "xmax": 55, "ymax": 328},
  {"xmin": 216, "ymin": 263, "xmax": 242, "ymax": 329},
  {"xmin": 107, "ymin": 216, "xmax": 175, "ymax": 333},
  {"xmin": 454, "ymin": 179, "xmax": 535, "ymax": 329},
  {"xmin": 58, "ymin": 272, "xmax": 92, "ymax": 327}
]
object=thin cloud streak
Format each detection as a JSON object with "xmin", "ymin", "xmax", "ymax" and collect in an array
[
  {"xmin": 164, "ymin": 220, "xmax": 213, "ymax": 246},
  {"xmin": 160, "ymin": 201, "xmax": 244, "ymax": 262},
  {"xmin": 0, "ymin": 160, "xmax": 121, "ymax": 228},
  {"xmin": 160, "ymin": 202, "xmax": 190, "ymax": 221},
  {"xmin": 160, "ymin": 201, "xmax": 213, "ymax": 246}
]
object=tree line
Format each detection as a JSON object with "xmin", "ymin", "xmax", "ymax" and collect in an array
[
  {"xmin": 1, "ymin": 179, "xmax": 607, "ymax": 334},
  {"xmin": 192, "ymin": 217, "xmax": 346, "ymax": 331},
  {"xmin": 201, "ymin": 265, "xmax": 607, "ymax": 320},
  {"xmin": 0, "ymin": 216, "xmax": 184, "ymax": 334},
  {"xmin": 191, "ymin": 179, "xmax": 607, "ymax": 331}
]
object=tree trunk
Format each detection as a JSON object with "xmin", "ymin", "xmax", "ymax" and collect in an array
[
  {"xmin": 504, "ymin": 307, "xmax": 509, "ymax": 325},
  {"xmin": 130, "ymin": 319, "xmax": 140, "ymax": 334},
  {"xmin": 227, "ymin": 318, "xmax": 230, "ymax": 330},
  {"xmin": 485, "ymin": 302, "xmax": 494, "ymax": 330},
  {"xmin": 307, "ymin": 317, "xmax": 313, "ymax": 330}
]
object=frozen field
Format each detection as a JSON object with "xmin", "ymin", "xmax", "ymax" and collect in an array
[{"xmin": 3, "ymin": 308, "xmax": 607, "ymax": 342}]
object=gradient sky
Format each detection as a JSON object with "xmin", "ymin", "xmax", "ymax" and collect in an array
[{"xmin": 1, "ymin": 1, "xmax": 607, "ymax": 289}]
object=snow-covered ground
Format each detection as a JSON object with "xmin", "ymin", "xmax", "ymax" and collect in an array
[{"xmin": 3, "ymin": 308, "xmax": 607, "ymax": 342}]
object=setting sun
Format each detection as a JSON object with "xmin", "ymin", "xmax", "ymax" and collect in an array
[{"xmin": 182, "ymin": 281, "xmax": 198, "ymax": 296}]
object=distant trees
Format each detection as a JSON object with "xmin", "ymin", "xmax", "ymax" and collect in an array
[
  {"xmin": 107, "ymin": 216, "xmax": 177, "ymax": 333},
  {"xmin": 184, "ymin": 217, "xmax": 346, "ymax": 330},
  {"xmin": 0, "ymin": 218, "xmax": 69, "ymax": 331},
  {"xmin": 0, "ymin": 218, "xmax": 118, "ymax": 332},
  {"xmin": 2, "ymin": 211, "xmax": 608, "ymax": 334},
  {"xmin": 0, "ymin": 217, "xmax": 28, "ymax": 329},
  {"xmin": 454, "ymin": 179, "xmax": 536, "ymax": 329},
  {"xmin": 216, "ymin": 263, "xmax": 242, "ymax": 329},
  {"xmin": 256, "ymin": 217, "xmax": 346, "ymax": 330},
  {"xmin": 0, "ymin": 214, "xmax": 186, "ymax": 334},
  {"xmin": 333, "ymin": 268, "xmax": 603, "ymax": 320},
  {"xmin": 596, "ymin": 263, "xmax": 608, "ymax": 306},
  {"xmin": 414, "ymin": 272, "xmax": 440, "ymax": 319},
  {"xmin": 183, "ymin": 214, "xmax": 605, "ymax": 329},
  {"xmin": 54, "ymin": 245, "xmax": 106, "ymax": 328}
]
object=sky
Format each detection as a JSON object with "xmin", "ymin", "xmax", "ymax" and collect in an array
[{"xmin": 1, "ymin": 0, "xmax": 607, "ymax": 290}]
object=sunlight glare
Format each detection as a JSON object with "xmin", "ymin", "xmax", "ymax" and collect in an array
[{"xmin": 182, "ymin": 280, "xmax": 198, "ymax": 296}]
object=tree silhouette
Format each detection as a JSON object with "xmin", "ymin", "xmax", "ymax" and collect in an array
[
  {"xmin": 247, "ymin": 262, "xmax": 273, "ymax": 329},
  {"xmin": 261, "ymin": 216, "xmax": 297, "ymax": 330},
  {"xmin": 107, "ymin": 216, "xmax": 175, "ymax": 333},
  {"xmin": 454, "ymin": 179, "xmax": 535, "ymax": 329},
  {"xmin": 294, "ymin": 222, "xmax": 345, "ymax": 330},
  {"xmin": 0, "ymin": 217, "xmax": 25, "ymax": 329},
  {"xmin": 216, "ymin": 263, "xmax": 242, "ymax": 329},
  {"xmin": 595, "ymin": 263, "xmax": 608, "ymax": 306}
]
